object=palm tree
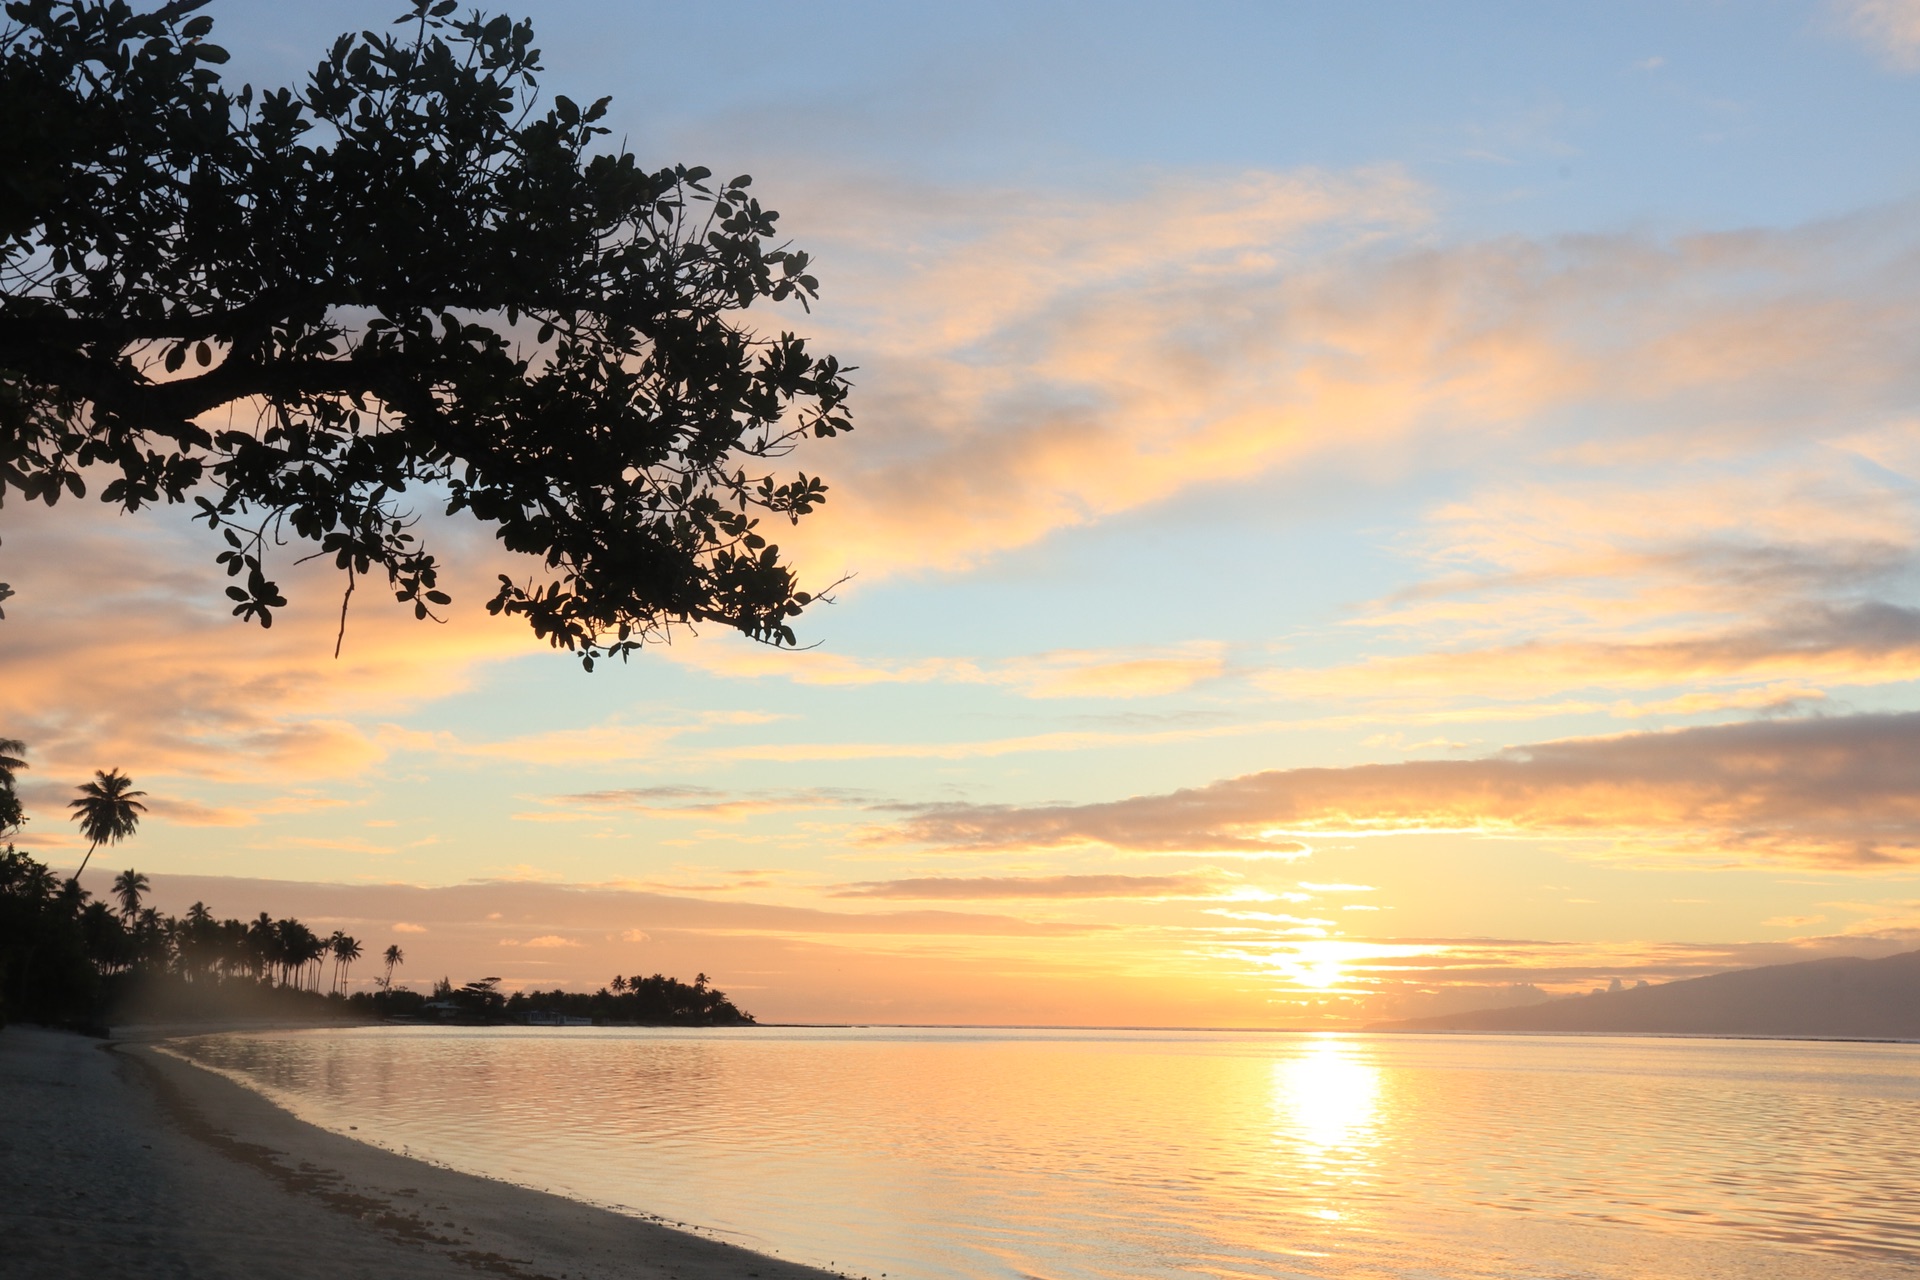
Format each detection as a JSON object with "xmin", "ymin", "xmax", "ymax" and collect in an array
[
  {"xmin": 276, "ymin": 919, "xmax": 315, "ymax": 988},
  {"xmin": 246, "ymin": 912, "xmax": 277, "ymax": 983},
  {"xmin": 112, "ymin": 868, "xmax": 150, "ymax": 920},
  {"xmin": 332, "ymin": 934, "xmax": 362, "ymax": 994},
  {"xmin": 0, "ymin": 737, "xmax": 25, "ymax": 836},
  {"xmin": 381, "ymin": 944, "xmax": 405, "ymax": 991},
  {"xmin": 179, "ymin": 902, "xmax": 215, "ymax": 982},
  {"xmin": 68, "ymin": 769, "xmax": 147, "ymax": 880}
]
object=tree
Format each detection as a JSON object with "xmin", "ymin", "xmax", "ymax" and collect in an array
[
  {"xmin": 331, "ymin": 931, "xmax": 361, "ymax": 994},
  {"xmin": 0, "ymin": 0, "xmax": 852, "ymax": 668},
  {"xmin": 0, "ymin": 736, "xmax": 23, "ymax": 836},
  {"xmin": 67, "ymin": 768, "xmax": 146, "ymax": 880},
  {"xmin": 245, "ymin": 911, "xmax": 276, "ymax": 981},
  {"xmin": 381, "ymin": 942, "xmax": 404, "ymax": 991},
  {"xmin": 111, "ymin": 866, "xmax": 149, "ymax": 919},
  {"xmin": 274, "ymin": 918, "xmax": 323, "ymax": 989}
]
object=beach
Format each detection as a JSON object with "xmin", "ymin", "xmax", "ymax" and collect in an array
[{"xmin": 0, "ymin": 1025, "xmax": 840, "ymax": 1280}]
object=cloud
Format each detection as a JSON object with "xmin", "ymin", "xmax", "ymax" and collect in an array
[
  {"xmin": 118, "ymin": 869, "xmax": 1920, "ymax": 1024},
  {"xmin": 542, "ymin": 785, "xmax": 870, "ymax": 823},
  {"xmin": 1373, "ymin": 462, "xmax": 1920, "ymax": 637},
  {"xmin": 1266, "ymin": 603, "xmax": 1920, "ymax": 703},
  {"xmin": 827, "ymin": 872, "xmax": 1237, "ymax": 900},
  {"xmin": 1264, "ymin": 448, "xmax": 1920, "ymax": 713},
  {"xmin": 662, "ymin": 638, "xmax": 1228, "ymax": 700},
  {"xmin": 778, "ymin": 171, "xmax": 1920, "ymax": 582},
  {"xmin": 389, "ymin": 710, "xmax": 788, "ymax": 770},
  {"xmin": 0, "ymin": 500, "xmax": 533, "ymax": 788},
  {"xmin": 141, "ymin": 796, "xmax": 255, "ymax": 827},
  {"xmin": 1836, "ymin": 0, "xmax": 1920, "ymax": 69},
  {"xmin": 1002, "ymin": 646, "xmax": 1229, "ymax": 699},
  {"xmin": 392, "ymin": 921, "xmax": 428, "ymax": 933},
  {"xmin": 887, "ymin": 713, "xmax": 1920, "ymax": 867},
  {"xmin": 12, "ymin": 172, "xmax": 1920, "ymax": 819},
  {"xmin": 276, "ymin": 836, "xmax": 398, "ymax": 856}
]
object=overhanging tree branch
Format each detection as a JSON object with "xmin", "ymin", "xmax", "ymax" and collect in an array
[{"xmin": 0, "ymin": 0, "xmax": 852, "ymax": 669}]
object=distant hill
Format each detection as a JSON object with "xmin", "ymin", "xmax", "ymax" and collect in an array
[{"xmin": 1368, "ymin": 949, "xmax": 1920, "ymax": 1039}]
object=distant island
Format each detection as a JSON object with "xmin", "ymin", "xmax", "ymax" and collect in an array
[
  {"xmin": 357, "ymin": 974, "xmax": 756, "ymax": 1027},
  {"xmin": 1368, "ymin": 948, "xmax": 1920, "ymax": 1039}
]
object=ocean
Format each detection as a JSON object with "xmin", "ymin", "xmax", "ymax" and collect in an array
[{"xmin": 172, "ymin": 1026, "xmax": 1920, "ymax": 1280}]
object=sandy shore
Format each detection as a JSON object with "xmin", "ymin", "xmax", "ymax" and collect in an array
[{"xmin": 0, "ymin": 1024, "xmax": 843, "ymax": 1280}]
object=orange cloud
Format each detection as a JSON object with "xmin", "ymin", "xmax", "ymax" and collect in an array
[
  {"xmin": 827, "ymin": 872, "xmax": 1241, "ymax": 900},
  {"xmin": 1265, "ymin": 604, "xmax": 1920, "ymax": 703},
  {"xmin": 776, "ymin": 175, "xmax": 1920, "ymax": 584},
  {"xmin": 1268, "ymin": 448, "xmax": 1920, "ymax": 712},
  {"xmin": 0, "ymin": 500, "xmax": 533, "ymax": 789},
  {"xmin": 889, "ymin": 713, "xmax": 1920, "ymax": 868}
]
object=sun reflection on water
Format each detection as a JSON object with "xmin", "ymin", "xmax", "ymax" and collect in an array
[
  {"xmin": 184, "ymin": 1029, "xmax": 1920, "ymax": 1280},
  {"xmin": 1269, "ymin": 1035, "xmax": 1384, "ymax": 1224}
]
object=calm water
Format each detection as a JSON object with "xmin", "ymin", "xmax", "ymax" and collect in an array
[{"xmin": 172, "ymin": 1027, "xmax": 1920, "ymax": 1280}]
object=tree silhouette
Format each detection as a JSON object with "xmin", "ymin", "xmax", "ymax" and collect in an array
[
  {"xmin": 331, "ymin": 932, "xmax": 362, "ymax": 994},
  {"xmin": 67, "ymin": 769, "xmax": 146, "ymax": 880},
  {"xmin": 1, "ymin": 0, "xmax": 851, "ymax": 667},
  {"xmin": 0, "ymin": 737, "xmax": 25, "ymax": 836},
  {"xmin": 245, "ymin": 912, "xmax": 276, "ymax": 982},
  {"xmin": 112, "ymin": 867, "xmax": 149, "ymax": 920},
  {"xmin": 4, "ymin": 834, "xmax": 755, "ymax": 1024},
  {"xmin": 274, "ymin": 919, "xmax": 324, "ymax": 990}
]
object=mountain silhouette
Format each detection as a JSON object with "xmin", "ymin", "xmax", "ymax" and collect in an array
[{"xmin": 1368, "ymin": 948, "xmax": 1920, "ymax": 1038}]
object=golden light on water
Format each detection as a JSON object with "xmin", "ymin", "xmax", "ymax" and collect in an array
[{"xmin": 1271, "ymin": 1036, "xmax": 1382, "ymax": 1158}]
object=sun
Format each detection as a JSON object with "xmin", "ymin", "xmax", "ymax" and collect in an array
[{"xmin": 1293, "ymin": 958, "xmax": 1347, "ymax": 989}]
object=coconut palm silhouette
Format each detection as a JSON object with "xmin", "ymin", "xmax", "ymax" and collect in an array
[
  {"xmin": 330, "ymin": 932, "xmax": 362, "ymax": 994},
  {"xmin": 0, "ymin": 737, "xmax": 25, "ymax": 835},
  {"xmin": 113, "ymin": 868, "xmax": 150, "ymax": 920},
  {"xmin": 68, "ymin": 769, "xmax": 147, "ymax": 881}
]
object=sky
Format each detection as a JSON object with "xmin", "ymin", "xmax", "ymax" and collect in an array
[{"xmin": 7, "ymin": 0, "xmax": 1920, "ymax": 1025}]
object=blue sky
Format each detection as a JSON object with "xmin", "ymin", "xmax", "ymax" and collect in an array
[{"xmin": 7, "ymin": 1, "xmax": 1920, "ymax": 1022}]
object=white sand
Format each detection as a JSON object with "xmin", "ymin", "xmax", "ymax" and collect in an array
[{"xmin": 0, "ymin": 1025, "xmax": 845, "ymax": 1280}]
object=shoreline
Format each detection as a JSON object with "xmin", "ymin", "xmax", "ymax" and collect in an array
[
  {"xmin": 105, "ymin": 1015, "xmax": 1920, "ymax": 1045},
  {"xmin": 1, "ymin": 1024, "xmax": 845, "ymax": 1280}
]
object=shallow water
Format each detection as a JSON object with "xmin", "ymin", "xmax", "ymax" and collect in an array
[{"xmin": 177, "ymin": 1027, "xmax": 1920, "ymax": 1279}]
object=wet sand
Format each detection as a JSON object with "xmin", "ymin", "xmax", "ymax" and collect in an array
[{"xmin": 0, "ymin": 1025, "xmax": 842, "ymax": 1280}]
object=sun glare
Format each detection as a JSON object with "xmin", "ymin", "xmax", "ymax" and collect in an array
[
  {"xmin": 1295, "ymin": 958, "xmax": 1347, "ymax": 989},
  {"xmin": 1271, "ymin": 1036, "xmax": 1382, "ymax": 1158}
]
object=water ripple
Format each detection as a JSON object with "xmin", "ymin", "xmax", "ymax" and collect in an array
[{"xmin": 179, "ymin": 1027, "xmax": 1920, "ymax": 1280}]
